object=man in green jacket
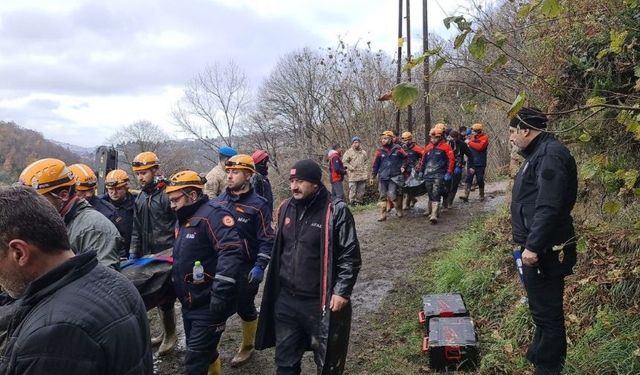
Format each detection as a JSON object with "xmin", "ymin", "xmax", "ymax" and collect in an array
[{"xmin": 19, "ymin": 158, "xmax": 121, "ymax": 270}]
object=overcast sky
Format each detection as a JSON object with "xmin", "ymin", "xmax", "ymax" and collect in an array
[{"xmin": 0, "ymin": 0, "xmax": 487, "ymax": 147}]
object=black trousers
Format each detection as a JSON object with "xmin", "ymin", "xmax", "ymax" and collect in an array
[
  {"xmin": 523, "ymin": 264, "xmax": 566, "ymax": 374},
  {"xmin": 182, "ymin": 310, "xmax": 225, "ymax": 375},
  {"xmin": 274, "ymin": 290, "xmax": 322, "ymax": 375},
  {"xmin": 447, "ymin": 172, "xmax": 463, "ymax": 205},
  {"xmin": 424, "ymin": 174, "xmax": 445, "ymax": 201},
  {"xmin": 236, "ymin": 273, "xmax": 260, "ymax": 321},
  {"xmin": 465, "ymin": 166, "xmax": 486, "ymax": 189}
]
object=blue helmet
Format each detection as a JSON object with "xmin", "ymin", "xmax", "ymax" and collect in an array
[
  {"xmin": 351, "ymin": 136, "xmax": 361, "ymax": 143},
  {"xmin": 219, "ymin": 146, "xmax": 238, "ymax": 157}
]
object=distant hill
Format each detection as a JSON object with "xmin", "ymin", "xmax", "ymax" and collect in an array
[
  {"xmin": 53, "ymin": 140, "xmax": 95, "ymax": 158},
  {"xmin": 0, "ymin": 121, "xmax": 89, "ymax": 186}
]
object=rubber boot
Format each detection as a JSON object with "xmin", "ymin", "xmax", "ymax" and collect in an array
[
  {"xmin": 459, "ymin": 185, "xmax": 471, "ymax": 203},
  {"xmin": 207, "ymin": 357, "xmax": 222, "ymax": 375},
  {"xmin": 423, "ymin": 199, "xmax": 433, "ymax": 217},
  {"xmin": 479, "ymin": 187, "xmax": 485, "ymax": 202},
  {"xmin": 231, "ymin": 319, "xmax": 257, "ymax": 367},
  {"xmin": 157, "ymin": 306, "xmax": 177, "ymax": 356},
  {"xmin": 429, "ymin": 202, "xmax": 440, "ymax": 224},
  {"xmin": 377, "ymin": 201, "xmax": 387, "ymax": 222},
  {"xmin": 395, "ymin": 197, "xmax": 404, "ymax": 217}
]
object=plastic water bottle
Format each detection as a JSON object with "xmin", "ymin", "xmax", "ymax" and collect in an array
[
  {"xmin": 512, "ymin": 249, "xmax": 525, "ymax": 285},
  {"xmin": 193, "ymin": 261, "xmax": 204, "ymax": 284}
]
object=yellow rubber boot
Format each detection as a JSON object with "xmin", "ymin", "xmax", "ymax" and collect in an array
[
  {"xmin": 231, "ymin": 319, "xmax": 257, "ymax": 367},
  {"xmin": 377, "ymin": 201, "xmax": 387, "ymax": 221},
  {"xmin": 207, "ymin": 357, "xmax": 221, "ymax": 375}
]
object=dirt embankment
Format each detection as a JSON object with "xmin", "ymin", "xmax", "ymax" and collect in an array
[{"xmin": 152, "ymin": 181, "xmax": 508, "ymax": 374}]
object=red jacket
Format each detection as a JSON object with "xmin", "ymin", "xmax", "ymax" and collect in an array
[
  {"xmin": 467, "ymin": 132, "xmax": 489, "ymax": 152},
  {"xmin": 419, "ymin": 141, "xmax": 455, "ymax": 175}
]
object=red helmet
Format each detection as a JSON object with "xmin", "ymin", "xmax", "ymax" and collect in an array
[{"xmin": 251, "ymin": 150, "xmax": 269, "ymax": 164}]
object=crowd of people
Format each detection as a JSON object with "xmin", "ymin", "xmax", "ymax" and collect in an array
[
  {"xmin": 328, "ymin": 122, "xmax": 490, "ymax": 223},
  {"xmin": 0, "ymin": 107, "xmax": 577, "ymax": 375}
]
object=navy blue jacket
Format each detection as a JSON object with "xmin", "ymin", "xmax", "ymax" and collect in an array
[
  {"xmin": 372, "ymin": 144, "xmax": 408, "ymax": 180},
  {"xmin": 215, "ymin": 188, "xmax": 274, "ymax": 270},
  {"xmin": 101, "ymin": 192, "xmax": 137, "ymax": 258},
  {"xmin": 172, "ymin": 197, "xmax": 247, "ymax": 315}
]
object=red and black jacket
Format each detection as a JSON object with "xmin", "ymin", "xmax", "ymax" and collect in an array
[{"xmin": 418, "ymin": 141, "xmax": 455, "ymax": 175}]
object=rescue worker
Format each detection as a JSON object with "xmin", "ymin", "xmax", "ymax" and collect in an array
[
  {"xmin": 19, "ymin": 158, "xmax": 121, "ymax": 269},
  {"xmin": 255, "ymin": 159, "xmax": 361, "ymax": 375},
  {"xmin": 103, "ymin": 169, "xmax": 138, "ymax": 259},
  {"xmin": 372, "ymin": 130, "xmax": 408, "ymax": 221},
  {"xmin": 510, "ymin": 107, "xmax": 577, "ymax": 375},
  {"xmin": 461, "ymin": 123, "xmax": 489, "ymax": 202},
  {"xmin": 400, "ymin": 131, "xmax": 424, "ymax": 210},
  {"xmin": 68, "ymin": 163, "xmax": 118, "ymax": 221},
  {"xmin": 417, "ymin": 127, "xmax": 455, "ymax": 224},
  {"xmin": 251, "ymin": 149, "xmax": 274, "ymax": 212},
  {"xmin": 205, "ymin": 146, "xmax": 238, "ymax": 199},
  {"xmin": 129, "ymin": 151, "xmax": 177, "ymax": 356},
  {"xmin": 0, "ymin": 186, "xmax": 152, "ymax": 375},
  {"xmin": 166, "ymin": 171, "xmax": 246, "ymax": 375},
  {"xmin": 328, "ymin": 145, "xmax": 346, "ymax": 201},
  {"xmin": 445, "ymin": 130, "xmax": 474, "ymax": 208},
  {"xmin": 215, "ymin": 155, "xmax": 275, "ymax": 367},
  {"xmin": 342, "ymin": 136, "xmax": 368, "ymax": 205}
]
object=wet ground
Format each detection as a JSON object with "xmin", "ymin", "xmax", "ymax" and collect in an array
[{"xmin": 152, "ymin": 181, "xmax": 508, "ymax": 374}]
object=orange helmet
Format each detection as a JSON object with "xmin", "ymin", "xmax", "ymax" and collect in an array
[
  {"xmin": 381, "ymin": 130, "xmax": 395, "ymax": 138},
  {"xmin": 132, "ymin": 151, "xmax": 159, "ymax": 171},
  {"xmin": 105, "ymin": 169, "xmax": 130, "ymax": 188},
  {"xmin": 225, "ymin": 154, "xmax": 256, "ymax": 173},
  {"xmin": 68, "ymin": 164, "xmax": 97, "ymax": 191},
  {"xmin": 401, "ymin": 131, "xmax": 413, "ymax": 142},
  {"xmin": 19, "ymin": 158, "xmax": 75, "ymax": 195},
  {"xmin": 471, "ymin": 123, "xmax": 483, "ymax": 131},
  {"xmin": 429, "ymin": 127, "xmax": 444, "ymax": 137},
  {"xmin": 165, "ymin": 170, "xmax": 205, "ymax": 193},
  {"xmin": 434, "ymin": 123, "xmax": 448, "ymax": 132}
]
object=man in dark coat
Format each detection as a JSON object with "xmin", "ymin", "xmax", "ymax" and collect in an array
[
  {"xmin": 0, "ymin": 186, "xmax": 152, "ymax": 375},
  {"xmin": 509, "ymin": 107, "xmax": 578, "ymax": 375},
  {"xmin": 256, "ymin": 159, "xmax": 361, "ymax": 375}
]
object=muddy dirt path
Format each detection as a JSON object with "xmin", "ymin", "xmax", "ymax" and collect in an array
[{"xmin": 152, "ymin": 181, "xmax": 508, "ymax": 374}]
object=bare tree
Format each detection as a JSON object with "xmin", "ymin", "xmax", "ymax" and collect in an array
[
  {"xmin": 173, "ymin": 61, "xmax": 250, "ymax": 151},
  {"xmin": 107, "ymin": 120, "xmax": 171, "ymax": 165}
]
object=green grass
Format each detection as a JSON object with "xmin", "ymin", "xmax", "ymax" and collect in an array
[{"xmin": 359, "ymin": 210, "xmax": 640, "ymax": 374}]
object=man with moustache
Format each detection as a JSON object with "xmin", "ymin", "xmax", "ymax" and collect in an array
[
  {"xmin": 214, "ymin": 154, "xmax": 274, "ymax": 367},
  {"xmin": 256, "ymin": 159, "xmax": 361, "ymax": 375},
  {"xmin": 102, "ymin": 169, "xmax": 138, "ymax": 259},
  {"xmin": 0, "ymin": 186, "xmax": 152, "ymax": 374}
]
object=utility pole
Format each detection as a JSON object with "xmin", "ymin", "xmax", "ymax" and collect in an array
[
  {"xmin": 406, "ymin": 0, "xmax": 413, "ymax": 133},
  {"xmin": 395, "ymin": 0, "xmax": 403, "ymax": 136},
  {"xmin": 422, "ymin": 0, "xmax": 432, "ymax": 144}
]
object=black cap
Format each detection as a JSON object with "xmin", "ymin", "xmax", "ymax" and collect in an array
[
  {"xmin": 289, "ymin": 159, "xmax": 322, "ymax": 184},
  {"xmin": 509, "ymin": 107, "xmax": 548, "ymax": 130}
]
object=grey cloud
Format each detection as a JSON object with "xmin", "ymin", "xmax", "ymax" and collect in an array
[{"xmin": 0, "ymin": 0, "xmax": 324, "ymax": 96}]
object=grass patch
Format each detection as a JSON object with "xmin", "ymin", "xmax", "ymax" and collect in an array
[{"xmin": 357, "ymin": 207, "xmax": 640, "ymax": 374}]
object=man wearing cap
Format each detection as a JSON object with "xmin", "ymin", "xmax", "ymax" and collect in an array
[
  {"xmin": 102, "ymin": 169, "xmax": 138, "ymax": 259},
  {"xmin": 18, "ymin": 158, "xmax": 121, "ymax": 269},
  {"xmin": 205, "ymin": 146, "xmax": 238, "ymax": 199},
  {"xmin": 342, "ymin": 136, "xmax": 368, "ymax": 205},
  {"xmin": 129, "ymin": 151, "xmax": 178, "ymax": 356},
  {"xmin": 166, "ymin": 170, "xmax": 246, "ymax": 375},
  {"xmin": 215, "ymin": 155, "xmax": 274, "ymax": 367},
  {"xmin": 509, "ymin": 107, "xmax": 577, "ymax": 375},
  {"xmin": 372, "ymin": 130, "xmax": 408, "ymax": 221},
  {"xmin": 400, "ymin": 131, "xmax": 424, "ymax": 210},
  {"xmin": 460, "ymin": 123, "xmax": 489, "ymax": 202},
  {"xmin": 327, "ymin": 145, "xmax": 346, "ymax": 201},
  {"xmin": 250, "ymin": 149, "xmax": 274, "ymax": 212},
  {"xmin": 256, "ymin": 159, "xmax": 361, "ymax": 375}
]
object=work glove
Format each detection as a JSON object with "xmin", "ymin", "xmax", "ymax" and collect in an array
[
  {"xmin": 454, "ymin": 166, "xmax": 462, "ymax": 175},
  {"xmin": 210, "ymin": 296, "xmax": 230, "ymax": 323},
  {"xmin": 444, "ymin": 173, "xmax": 452, "ymax": 182},
  {"xmin": 248, "ymin": 265, "xmax": 265, "ymax": 285}
]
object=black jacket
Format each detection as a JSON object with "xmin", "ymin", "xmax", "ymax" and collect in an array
[
  {"xmin": 256, "ymin": 186, "xmax": 361, "ymax": 374},
  {"xmin": 0, "ymin": 251, "xmax": 152, "ymax": 375},
  {"xmin": 511, "ymin": 132, "xmax": 577, "ymax": 254},
  {"xmin": 130, "ymin": 181, "xmax": 176, "ymax": 256},
  {"xmin": 102, "ymin": 192, "xmax": 138, "ymax": 258}
]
